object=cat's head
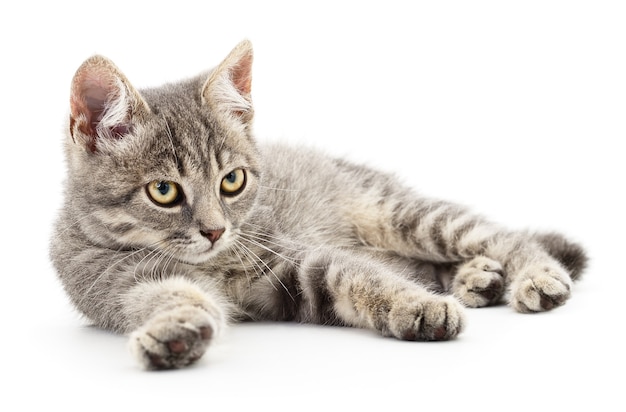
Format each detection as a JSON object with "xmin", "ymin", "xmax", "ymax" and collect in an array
[{"xmin": 64, "ymin": 40, "xmax": 260, "ymax": 264}]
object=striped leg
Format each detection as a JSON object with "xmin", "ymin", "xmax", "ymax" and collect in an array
[
  {"xmin": 299, "ymin": 249, "xmax": 465, "ymax": 341},
  {"xmin": 354, "ymin": 196, "xmax": 573, "ymax": 312}
]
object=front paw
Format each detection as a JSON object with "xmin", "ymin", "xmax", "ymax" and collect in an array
[
  {"xmin": 385, "ymin": 295, "xmax": 466, "ymax": 341},
  {"xmin": 129, "ymin": 306, "xmax": 219, "ymax": 370},
  {"xmin": 510, "ymin": 265, "xmax": 572, "ymax": 313}
]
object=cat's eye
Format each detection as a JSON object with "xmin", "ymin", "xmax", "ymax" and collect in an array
[
  {"xmin": 146, "ymin": 180, "xmax": 183, "ymax": 207},
  {"xmin": 220, "ymin": 169, "xmax": 246, "ymax": 196}
]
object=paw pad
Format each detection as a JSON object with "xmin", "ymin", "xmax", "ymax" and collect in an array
[
  {"xmin": 129, "ymin": 306, "xmax": 218, "ymax": 370},
  {"xmin": 387, "ymin": 295, "xmax": 465, "ymax": 341},
  {"xmin": 511, "ymin": 266, "xmax": 572, "ymax": 313},
  {"xmin": 452, "ymin": 256, "xmax": 505, "ymax": 308}
]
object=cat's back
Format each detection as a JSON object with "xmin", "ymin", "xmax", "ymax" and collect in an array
[
  {"xmin": 253, "ymin": 142, "xmax": 393, "ymax": 245},
  {"xmin": 256, "ymin": 142, "xmax": 344, "ymax": 214}
]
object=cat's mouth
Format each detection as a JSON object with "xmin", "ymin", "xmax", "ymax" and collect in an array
[{"xmin": 175, "ymin": 236, "xmax": 230, "ymax": 265}]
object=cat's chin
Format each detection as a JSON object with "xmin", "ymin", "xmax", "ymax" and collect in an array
[
  {"xmin": 177, "ymin": 244, "xmax": 228, "ymax": 265},
  {"xmin": 179, "ymin": 256, "xmax": 214, "ymax": 265},
  {"xmin": 177, "ymin": 250, "xmax": 220, "ymax": 265},
  {"xmin": 174, "ymin": 232, "xmax": 234, "ymax": 265}
]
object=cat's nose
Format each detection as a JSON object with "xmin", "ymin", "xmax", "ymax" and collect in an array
[{"xmin": 200, "ymin": 227, "xmax": 225, "ymax": 244}]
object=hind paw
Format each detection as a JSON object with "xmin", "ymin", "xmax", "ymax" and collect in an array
[
  {"xmin": 452, "ymin": 256, "xmax": 505, "ymax": 307},
  {"xmin": 510, "ymin": 264, "xmax": 572, "ymax": 313}
]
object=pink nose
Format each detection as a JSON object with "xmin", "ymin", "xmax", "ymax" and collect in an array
[{"xmin": 200, "ymin": 228, "xmax": 225, "ymax": 243}]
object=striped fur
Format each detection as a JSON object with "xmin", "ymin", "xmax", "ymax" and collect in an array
[{"xmin": 50, "ymin": 41, "xmax": 588, "ymax": 370}]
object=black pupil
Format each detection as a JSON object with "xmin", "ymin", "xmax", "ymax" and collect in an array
[
  {"xmin": 156, "ymin": 182, "xmax": 170, "ymax": 195},
  {"xmin": 226, "ymin": 172, "xmax": 237, "ymax": 183}
]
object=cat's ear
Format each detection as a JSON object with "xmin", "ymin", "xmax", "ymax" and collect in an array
[
  {"xmin": 69, "ymin": 55, "xmax": 150, "ymax": 153},
  {"xmin": 202, "ymin": 40, "xmax": 254, "ymax": 124}
]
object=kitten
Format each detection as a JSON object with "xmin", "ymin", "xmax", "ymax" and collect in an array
[{"xmin": 50, "ymin": 40, "xmax": 587, "ymax": 370}]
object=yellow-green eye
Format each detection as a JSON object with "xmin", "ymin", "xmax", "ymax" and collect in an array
[
  {"xmin": 146, "ymin": 180, "xmax": 183, "ymax": 206},
  {"xmin": 221, "ymin": 169, "xmax": 246, "ymax": 196}
]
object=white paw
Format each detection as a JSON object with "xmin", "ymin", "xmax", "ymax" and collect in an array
[
  {"xmin": 453, "ymin": 256, "xmax": 505, "ymax": 308},
  {"xmin": 510, "ymin": 264, "xmax": 572, "ymax": 313},
  {"xmin": 129, "ymin": 305, "xmax": 220, "ymax": 370}
]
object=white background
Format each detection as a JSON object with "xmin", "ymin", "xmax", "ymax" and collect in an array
[{"xmin": 1, "ymin": 1, "xmax": 624, "ymax": 410}]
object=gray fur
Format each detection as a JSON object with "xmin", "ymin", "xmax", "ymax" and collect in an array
[{"xmin": 50, "ymin": 40, "xmax": 588, "ymax": 370}]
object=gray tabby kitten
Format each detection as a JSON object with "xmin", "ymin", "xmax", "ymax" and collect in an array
[{"xmin": 51, "ymin": 40, "xmax": 587, "ymax": 370}]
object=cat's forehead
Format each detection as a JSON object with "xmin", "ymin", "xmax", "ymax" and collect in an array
[
  {"xmin": 140, "ymin": 77, "xmax": 205, "ymax": 115},
  {"xmin": 137, "ymin": 80, "xmax": 213, "ymax": 143},
  {"xmin": 125, "ymin": 75, "xmax": 258, "ymax": 175}
]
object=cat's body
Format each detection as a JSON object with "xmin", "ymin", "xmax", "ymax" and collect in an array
[{"xmin": 51, "ymin": 41, "xmax": 587, "ymax": 369}]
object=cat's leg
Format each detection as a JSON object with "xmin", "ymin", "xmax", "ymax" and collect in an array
[
  {"xmin": 123, "ymin": 277, "xmax": 228, "ymax": 370},
  {"xmin": 349, "ymin": 194, "xmax": 578, "ymax": 312},
  {"xmin": 298, "ymin": 249, "xmax": 465, "ymax": 341},
  {"xmin": 52, "ymin": 242, "xmax": 228, "ymax": 369},
  {"xmin": 453, "ymin": 234, "xmax": 574, "ymax": 312}
]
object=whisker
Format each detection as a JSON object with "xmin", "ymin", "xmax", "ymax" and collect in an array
[
  {"xmin": 233, "ymin": 241, "xmax": 272, "ymax": 286},
  {"xmin": 229, "ymin": 243, "xmax": 254, "ymax": 287},
  {"xmin": 238, "ymin": 222, "xmax": 326, "ymax": 270},
  {"xmin": 51, "ymin": 214, "xmax": 96, "ymax": 241},
  {"xmin": 258, "ymin": 185, "xmax": 301, "ymax": 193},
  {"xmin": 239, "ymin": 223, "xmax": 311, "ymax": 247},
  {"xmin": 240, "ymin": 231, "xmax": 305, "ymax": 253},
  {"xmin": 239, "ymin": 235, "xmax": 302, "ymax": 268},
  {"xmin": 76, "ymin": 247, "xmax": 146, "ymax": 309},
  {"xmin": 134, "ymin": 246, "xmax": 163, "ymax": 282},
  {"xmin": 150, "ymin": 245, "xmax": 176, "ymax": 281},
  {"xmin": 162, "ymin": 244, "xmax": 180, "ymax": 280},
  {"xmin": 76, "ymin": 239, "xmax": 170, "ymax": 309},
  {"xmin": 234, "ymin": 239, "xmax": 294, "ymax": 299}
]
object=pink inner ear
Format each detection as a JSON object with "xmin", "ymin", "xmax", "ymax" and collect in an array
[
  {"xmin": 231, "ymin": 53, "xmax": 253, "ymax": 96},
  {"xmin": 71, "ymin": 70, "xmax": 110, "ymax": 136},
  {"xmin": 70, "ymin": 65, "xmax": 130, "ymax": 151}
]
